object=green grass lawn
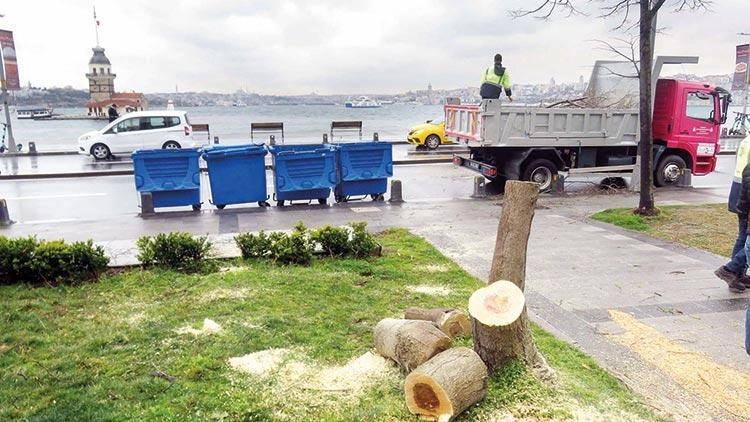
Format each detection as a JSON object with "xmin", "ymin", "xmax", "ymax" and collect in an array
[
  {"xmin": 591, "ymin": 204, "xmax": 736, "ymax": 257},
  {"xmin": 1, "ymin": 229, "xmax": 659, "ymax": 421}
]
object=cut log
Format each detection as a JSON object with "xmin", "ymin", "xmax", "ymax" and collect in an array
[
  {"xmin": 404, "ymin": 307, "xmax": 472, "ymax": 338},
  {"xmin": 404, "ymin": 347, "xmax": 488, "ymax": 422},
  {"xmin": 468, "ymin": 281, "xmax": 525, "ymax": 327},
  {"xmin": 374, "ymin": 318, "xmax": 452, "ymax": 372}
]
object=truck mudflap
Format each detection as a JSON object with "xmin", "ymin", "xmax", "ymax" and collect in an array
[{"xmin": 452, "ymin": 154, "xmax": 498, "ymax": 179}]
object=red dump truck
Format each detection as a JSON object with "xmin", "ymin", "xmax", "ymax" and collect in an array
[{"xmin": 447, "ymin": 78, "xmax": 732, "ymax": 191}]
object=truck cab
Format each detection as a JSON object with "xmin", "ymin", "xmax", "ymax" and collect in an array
[{"xmin": 652, "ymin": 79, "xmax": 731, "ymax": 179}]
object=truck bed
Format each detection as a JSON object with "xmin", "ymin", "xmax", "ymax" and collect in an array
[{"xmin": 446, "ymin": 100, "xmax": 639, "ymax": 148}]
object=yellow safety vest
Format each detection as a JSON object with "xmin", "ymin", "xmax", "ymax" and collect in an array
[
  {"xmin": 481, "ymin": 67, "xmax": 511, "ymax": 90},
  {"xmin": 733, "ymin": 136, "xmax": 750, "ymax": 181}
]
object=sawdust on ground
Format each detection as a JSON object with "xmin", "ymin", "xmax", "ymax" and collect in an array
[
  {"xmin": 407, "ymin": 285, "xmax": 452, "ymax": 296},
  {"xmin": 229, "ymin": 348, "xmax": 289, "ymax": 375},
  {"xmin": 609, "ymin": 309, "xmax": 750, "ymax": 420},
  {"xmin": 200, "ymin": 287, "xmax": 251, "ymax": 302},
  {"xmin": 416, "ymin": 264, "xmax": 451, "ymax": 273},
  {"xmin": 228, "ymin": 350, "xmax": 397, "ymax": 397},
  {"xmin": 176, "ymin": 318, "xmax": 223, "ymax": 336}
]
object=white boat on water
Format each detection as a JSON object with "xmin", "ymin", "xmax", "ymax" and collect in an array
[
  {"xmin": 345, "ymin": 96, "xmax": 381, "ymax": 108},
  {"xmin": 232, "ymin": 100, "xmax": 248, "ymax": 107},
  {"xmin": 17, "ymin": 106, "xmax": 53, "ymax": 119}
]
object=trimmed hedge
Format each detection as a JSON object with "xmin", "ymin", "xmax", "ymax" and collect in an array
[
  {"xmin": 0, "ymin": 236, "xmax": 109, "ymax": 285},
  {"xmin": 235, "ymin": 221, "xmax": 379, "ymax": 264},
  {"xmin": 137, "ymin": 232, "xmax": 213, "ymax": 272}
]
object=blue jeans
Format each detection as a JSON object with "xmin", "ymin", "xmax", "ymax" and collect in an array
[{"xmin": 726, "ymin": 214, "xmax": 748, "ymax": 274}]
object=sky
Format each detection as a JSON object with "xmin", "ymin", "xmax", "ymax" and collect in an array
[{"xmin": 1, "ymin": 0, "xmax": 748, "ymax": 95}]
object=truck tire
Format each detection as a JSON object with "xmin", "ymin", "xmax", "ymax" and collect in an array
[
  {"xmin": 522, "ymin": 159, "xmax": 558, "ymax": 192},
  {"xmin": 654, "ymin": 154, "xmax": 686, "ymax": 187}
]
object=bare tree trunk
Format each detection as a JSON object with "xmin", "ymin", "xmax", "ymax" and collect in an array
[
  {"xmin": 472, "ymin": 181, "xmax": 553, "ymax": 377},
  {"xmin": 637, "ymin": 1, "xmax": 657, "ymax": 215}
]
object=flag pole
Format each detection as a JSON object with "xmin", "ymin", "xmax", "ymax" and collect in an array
[{"xmin": 94, "ymin": 6, "xmax": 99, "ymax": 46}]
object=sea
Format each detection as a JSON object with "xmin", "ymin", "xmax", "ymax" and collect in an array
[
  {"xmin": 3, "ymin": 103, "xmax": 747, "ymax": 153},
  {"xmin": 4, "ymin": 104, "xmax": 445, "ymax": 152}
]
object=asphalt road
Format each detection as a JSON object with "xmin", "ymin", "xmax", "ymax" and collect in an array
[{"xmin": 0, "ymin": 154, "xmax": 736, "ymax": 224}]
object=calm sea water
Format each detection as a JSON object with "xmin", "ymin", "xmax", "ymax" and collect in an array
[
  {"xmin": 3, "ymin": 103, "xmax": 746, "ymax": 153},
  {"xmin": 5, "ymin": 104, "xmax": 445, "ymax": 152}
]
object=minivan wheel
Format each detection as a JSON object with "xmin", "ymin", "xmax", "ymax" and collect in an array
[
  {"xmin": 91, "ymin": 143, "xmax": 111, "ymax": 160},
  {"xmin": 163, "ymin": 141, "xmax": 181, "ymax": 149}
]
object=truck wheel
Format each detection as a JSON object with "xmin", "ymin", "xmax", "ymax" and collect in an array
[
  {"xmin": 522, "ymin": 159, "xmax": 558, "ymax": 192},
  {"xmin": 655, "ymin": 154, "xmax": 686, "ymax": 187},
  {"xmin": 425, "ymin": 135, "xmax": 441, "ymax": 150}
]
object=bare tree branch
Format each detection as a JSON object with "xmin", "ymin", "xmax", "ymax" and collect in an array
[{"xmin": 509, "ymin": 0, "xmax": 584, "ymax": 19}]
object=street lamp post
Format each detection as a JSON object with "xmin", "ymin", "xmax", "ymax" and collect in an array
[{"xmin": 0, "ymin": 13, "xmax": 16, "ymax": 153}]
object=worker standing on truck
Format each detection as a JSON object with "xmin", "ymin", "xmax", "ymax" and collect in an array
[{"xmin": 480, "ymin": 53, "xmax": 513, "ymax": 101}]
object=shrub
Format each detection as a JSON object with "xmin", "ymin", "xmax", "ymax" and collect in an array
[
  {"xmin": 0, "ymin": 236, "xmax": 109, "ymax": 285},
  {"xmin": 137, "ymin": 232, "xmax": 213, "ymax": 272},
  {"xmin": 235, "ymin": 231, "xmax": 272, "ymax": 259},
  {"xmin": 349, "ymin": 221, "xmax": 378, "ymax": 258},
  {"xmin": 311, "ymin": 225, "xmax": 352, "ymax": 257},
  {"xmin": 269, "ymin": 222, "xmax": 314, "ymax": 265}
]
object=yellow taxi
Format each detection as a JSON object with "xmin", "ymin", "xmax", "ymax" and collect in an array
[{"xmin": 407, "ymin": 118, "xmax": 452, "ymax": 150}]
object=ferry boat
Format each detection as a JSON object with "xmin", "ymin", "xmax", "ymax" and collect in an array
[
  {"xmin": 16, "ymin": 106, "xmax": 53, "ymax": 119},
  {"xmin": 345, "ymin": 96, "xmax": 381, "ymax": 108}
]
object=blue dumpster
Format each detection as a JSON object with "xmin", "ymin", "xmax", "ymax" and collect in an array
[
  {"xmin": 132, "ymin": 148, "xmax": 201, "ymax": 210},
  {"xmin": 334, "ymin": 141, "xmax": 393, "ymax": 202},
  {"xmin": 202, "ymin": 144, "xmax": 268, "ymax": 209},
  {"xmin": 268, "ymin": 144, "xmax": 338, "ymax": 206}
]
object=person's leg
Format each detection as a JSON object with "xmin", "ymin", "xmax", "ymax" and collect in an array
[{"xmin": 730, "ymin": 213, "xmax": 748, "ymax": 258}]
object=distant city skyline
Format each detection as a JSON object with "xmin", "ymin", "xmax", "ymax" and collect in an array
[{"xmin": 1, "ymin": 1, "xmax": 748, "ymax": 95}]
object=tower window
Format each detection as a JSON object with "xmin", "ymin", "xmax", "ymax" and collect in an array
[
  {"xmin": 107, "ymin": 68, "xmax": 110, "ymax": 74},
  {"xmin": 100, "ymin": 67, "xmax": 104, "ymax": 74},
  {"xmin": 92, "ymin": 68, "xmax": 97, "ymax": 75}
]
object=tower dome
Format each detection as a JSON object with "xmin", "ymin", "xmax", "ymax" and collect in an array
[{"xmin": 89, "ymin": 46, "xmax": 111, "ymax": 65}]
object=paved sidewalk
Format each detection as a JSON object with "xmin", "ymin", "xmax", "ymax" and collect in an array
[{"xmin": 2, "ymin": 185, "xmax": 748, "ymax": 420}]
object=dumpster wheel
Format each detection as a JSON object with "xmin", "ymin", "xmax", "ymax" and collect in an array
[
  {"xmin": 277, "ymin": 200, "xmax": 285, "ymax": 207},
  {"xmin": 216, "ymin": 204, "xmax": 226, "ymax": 210},
  {"xmin": 370, "ymin": 193, "xmax": 385, "ymax": 202},
  {"xmin": 258, "ymin": 201, "xmax": 270, "ymax": 207},
  {"xmin": 335, "ymin": 195, "xmax": 348, "ymax": 203},
  {"xmin": 192, "ymin": 203, "xmax": 202, "ymax": 211},
  {"xmin": 318, "ymin": 198, "xmax": 327, "ymax": 205}
]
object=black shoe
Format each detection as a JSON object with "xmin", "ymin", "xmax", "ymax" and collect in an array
[
  {"xmin": 738, "ymin": 275, "xmax": 750, "ymax": 289},
  {"xmin": 714, "ymin": 266, "xmax": 746, "ymax": 293}
]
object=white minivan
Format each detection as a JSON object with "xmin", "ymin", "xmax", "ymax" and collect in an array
[{"xmin": 77, "ymin": 110, "xmax": 193, "ymax": 160}]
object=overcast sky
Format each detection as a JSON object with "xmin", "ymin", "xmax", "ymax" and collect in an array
[{"xmin": 1, "ymin": 1, "xmax": 748, "ymax": 95}]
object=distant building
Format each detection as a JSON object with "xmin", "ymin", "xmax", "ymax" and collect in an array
[{"xmin": 85, "ymin": 46, "xmax": 147, "ymax": 117}]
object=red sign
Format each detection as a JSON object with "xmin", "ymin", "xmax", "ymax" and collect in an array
[
  {"xmin": 732, "ymin": 44, "xmax": 749, "ymax": 91},
  {"xmin": 0, "ymin": 30, "xmax": 20, "ymax": 90}
]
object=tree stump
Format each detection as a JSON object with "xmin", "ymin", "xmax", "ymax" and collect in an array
[
  {"xmin": 374, "ymin": 318, "xmax": 452, "ymax": 372},
  {"xmin": 468, "ymin": 280, "xmax": 525, "ymax": 327},
  {"xmin": 404, "ymin": 307, "xmax": 472, "ymax": 338},
  {"xmin": 404, "ymin": 347, "xmax": 488, "ymax": 422},
  {"xmin": 473, "ymin": 180, "xmax": 552, "ymax": 376}
]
